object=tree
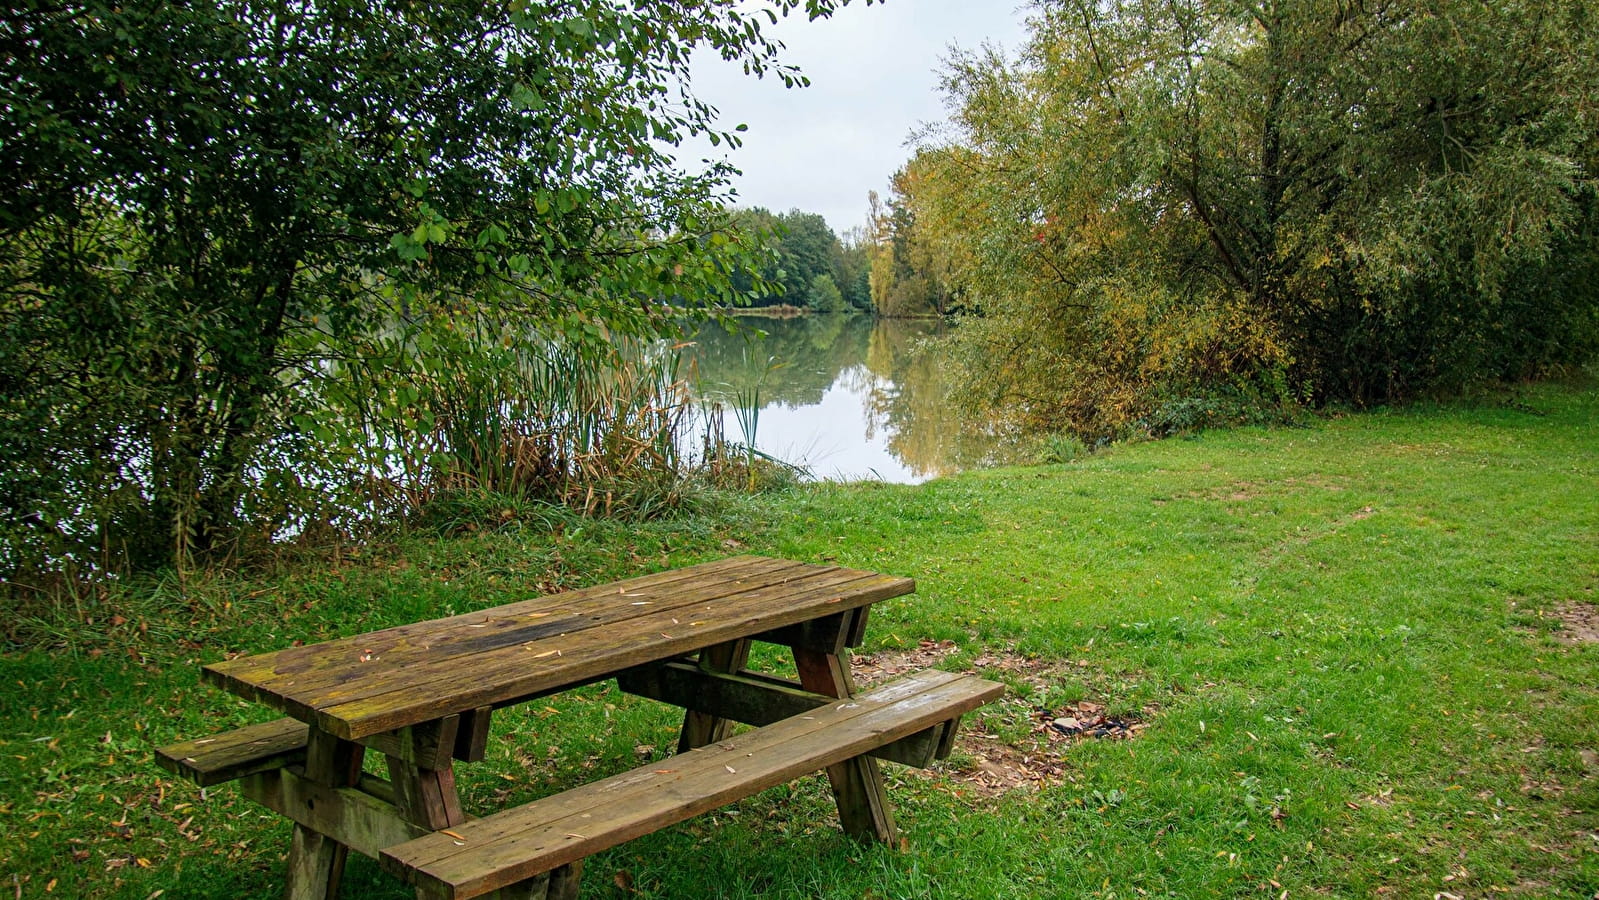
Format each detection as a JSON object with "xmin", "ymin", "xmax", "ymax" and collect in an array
[
  {"xmin": 773, "ymin": 209, "xmax": 844, "ymax": 308},
  {"xmin": 866, "ymin": 172, "xmax": 949, "ymax": 318},
  {"xmin": 0, "ymin": 0, "xmax": 864, "ymax": 574},
  {"xmin": 806, "ymin": 273, "xmax": 845, "ymax": 313},
  {"xmin": 908, "ymin": 0, "xmax": 1599, "ymax": 438},
  {"xmin": 725, "ymin": 206, "xmax": 860, "ymax": 311},
  {"xmin": 836, "ymin": 225, "xmax": 873, "ymax": 310}
]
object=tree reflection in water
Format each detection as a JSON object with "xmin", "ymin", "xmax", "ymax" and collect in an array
[{"xmin": 686, "ymin": 315, "xmax": 1014, "ymax": 482}]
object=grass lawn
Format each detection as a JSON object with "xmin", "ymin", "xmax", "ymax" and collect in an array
[{"xmin": 2, "ymin": 380, "xmax": 1596, "ymax": 898}]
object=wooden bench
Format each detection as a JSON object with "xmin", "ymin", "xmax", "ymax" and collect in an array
[
  {"xmin": 380, "ymin": 669, "xmax": 1001, "ymax": 900},
  {"xmin": 156, "ymin": 709, "xmax": 493, "ymax": 789},
  {"xmin": 156, "ymin": 717, "xmax": 310, "ymax": 787}
]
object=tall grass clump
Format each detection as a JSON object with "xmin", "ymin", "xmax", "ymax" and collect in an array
[
  {"xmin": 383, "ymin": 323, "xmax": 707, "ymax": 524},
  {"xmin": 697, "ymin": 348, "xmax": 801, "ymax": 492}
]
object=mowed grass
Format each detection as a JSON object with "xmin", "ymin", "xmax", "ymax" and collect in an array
[{"xmin": 2, "ymin": 380, "xmax": 1596, "ymax": 898}]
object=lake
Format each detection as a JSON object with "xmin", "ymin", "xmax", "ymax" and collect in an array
[{"xmin": 684, "ymin": 314, "xmax": 990, "ymax": 483}]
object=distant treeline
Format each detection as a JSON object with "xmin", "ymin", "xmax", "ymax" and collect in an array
[
  {"xmin": 726, "ymin": 207, "xmax": 870, "ymax": 314},
  {"xmin": 723, "ymin": 204, "xmax": 952, "ymax": 319}
]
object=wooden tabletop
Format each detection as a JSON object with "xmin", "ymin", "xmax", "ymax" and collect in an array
[{"xmin": 204, "ymin": 556, "xmax": 914, "ymax": 741}]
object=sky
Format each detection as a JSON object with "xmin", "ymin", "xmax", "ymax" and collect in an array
[{"xmin": 685, "ymin": 0, "xmax": 1032, "ymax": 237}]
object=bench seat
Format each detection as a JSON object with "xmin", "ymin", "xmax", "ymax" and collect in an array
[
  {"xmin": 381, "ymin": 669, "xmax": 1002, "ymax": 900},
  {"xmin": 155, "ymin": 717, "xmax": 309, "ymax": 787}
]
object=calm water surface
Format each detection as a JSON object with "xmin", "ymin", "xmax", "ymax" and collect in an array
[{"xmin": 685, "ymin": 315, "xmax": 989, "ymax": 483}]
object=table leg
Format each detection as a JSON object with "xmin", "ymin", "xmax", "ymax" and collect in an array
[
  {"xmin": 489, "ymin": 872, "xmax": 548, "ymax": 899},
  {"xmin": 482, "ymin": 859, "xmax": 581, "ymax": 900},
  {"xmin": 284, "ymin": 728, "xmax": 365, "ymax": 900},
  {"xmin": 678, "ymin": 638, "xmax": 752, "ymax": 752},
  {"xmin": 385, "ymin": 754, "xmax": 465, "ymax": 831},
  {"xmin": 382, "ymin": 720, "xmax": 472, "ymax": 899},
  {"xmin": 547, "ymin": 860, "xmax": 583, "ymax": 900},
  {"xmin": 792, "ymin": 646, "xmax": 898, "ymax": 845},
  {"xmin": 379, "ymin": 717, "xmax": 585, "ymax": 900}
]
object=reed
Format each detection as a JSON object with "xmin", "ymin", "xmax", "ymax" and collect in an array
[
  {"xmin": 397, "ymin": 329, "xmax": 707, "ymax": 522},
  {"xmin": 698, "ymin": 347, "xmax": 803, "ymax": 492}
]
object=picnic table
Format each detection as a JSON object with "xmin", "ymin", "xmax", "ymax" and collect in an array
[{"xmin": 156, "ymin": 556, "xmax": 1003, "ymax": 899}]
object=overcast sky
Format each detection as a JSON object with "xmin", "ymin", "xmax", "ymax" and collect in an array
[{"xmin": 685, "ymin": 1, "xmax": 1032, "ymax": 236}]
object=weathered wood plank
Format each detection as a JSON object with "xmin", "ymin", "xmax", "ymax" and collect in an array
[
  {"xmin": 380, "ymin": 670, "xmax": 1002, "ymax": 899},
  {"xmin": 618, "ymin": 662, "xmax": 825, "ymax": 724},
  {"xmin": 157, "ymin": 714, "xmax": 473, "ymax": 788},
  {"xmin": 480, "ymin": 872, "xmax": 547, "ymax": 900},
  {"xmin": 302, "ymin": 566, "xmax": 872, "ymax": 715},
  {"xmin": 454, "ymin": 707, "xmax": 494, "ymax": 763},
  {"xmin": 155, "ymin": 717, "xmax": 308, "ymax": 787},
  {"xmin": 390, "ymin": 671, "xmax": 948, "ymax": 876},
  {"xmin": 281, "ymin": 728, "xmax": 365, "ymax": 900},
  {"xmin": 388, "ymin": 756, "xmax": 465, "ymax": 832},
  {"xmin": 844, "ymin": 604, "xmax": 872, "ymax": 648},
  {"xmin": 315, "ymin": 569, "xmax": 913, "ymax": 739},
  {"xmin": 354, "ymin": 772, "xmax": 398, "ymax": 806},
  {"xmin": 935, "ymin": 714, "xmax": 963, "ymax": 759},
  {"xmin": 876, "ymin": 725, "xmax": 944, "ymax": 769},
  {"xmin": 243, "ymin": 767, "xmax": 428, "ymax": 861},
  {"xmin": 475, "ymin": 863, "xmax": 577, "ymax": 900},
  {"xmin": 752, "ymin": 608, "xmax": 863, "ymax": 655},
  {"xmin": 676, "ymin": 638, "xmax": 751, "ymax": 752},
  {"xmin": 619, "ymin": 661, "xmax": 958, "ymax": 768},
  {"xmin": 546, "ymin": 862, "xmax": 582, "ymax": 900},
  {"xmin": 794, "ymin": 646, "xmax": 895, "ymax": 844},
  {"xmin": 286, "ymin": 826, "xmax": 344, "ymax": 900},
  {"xmin": 204, "ymin": 556, "xmax": 805, "ymax": 708},
  {"xmin": 362, "ymin": 715, "xmax": 460, "ymax": 771},
  {"xmin": 204, "ymin": 558, "xmax": 912, "ymax": 740}
]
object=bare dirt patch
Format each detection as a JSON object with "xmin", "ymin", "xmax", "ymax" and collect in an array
[
  {"xmin": 1549, "ymin": 601, "xmax": 1599, "ymax": 644},
  {"xmin": 851, "ymin": 639, "xmax": 963, "ymax": 687},
  {"xmin": 1287, "ymin": 474, "xmax": 1348, "ymax": 492},
  {"xmin": 1163, "ymin": 475, "xmax": 1349, "ymax": 507},
  {"xmin": 852, "ymin": 641, "xmax": 1151, "ymax": 798},
  {"xmin": 1171, "ymin": 480, "xmax": 1264, "ymax": 503}
]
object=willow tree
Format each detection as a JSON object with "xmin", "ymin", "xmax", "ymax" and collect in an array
[
  {"xmin": 0, "ymin": 0, "xmax": 862, "ymax": 574},
  {"xmin": 911, "ymin": 0, "xmax": 1599, "ymax": 439}
]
